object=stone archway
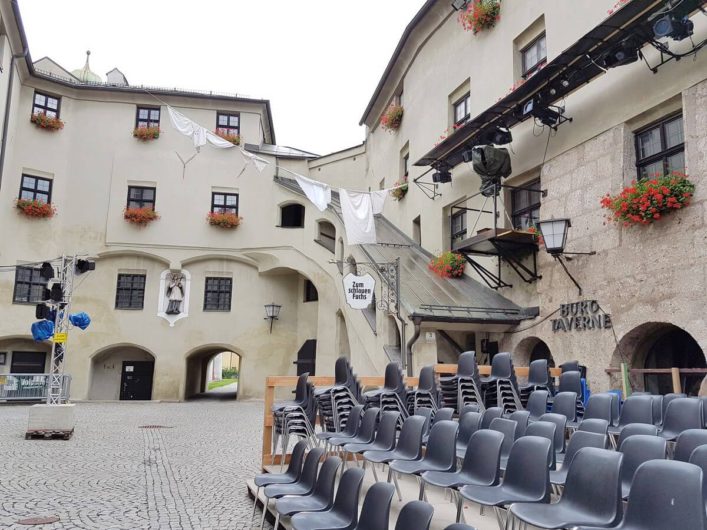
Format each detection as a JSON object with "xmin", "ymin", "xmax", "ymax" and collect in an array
[
  {"xmin": 611, "ymin": 322, "xmax": 706, "ymax": 396},
  {"xmin": 514, "ymin": 336, "xmax": 554, "ymax": 368},
  {"xmin": 185, "ymin": 345, "xmax": 242, "ymax": 400},
  {"xmin": 89, "ymin": 344, "xmax": 155, "ymax": 400}
]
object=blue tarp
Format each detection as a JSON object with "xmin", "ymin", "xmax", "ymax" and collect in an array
[
  {"xmin": 31, "ymin": 320, "xmax": 54, "ymax": 341},
  {"xmin": 69, "ymin": 312, "xmax": 91, "ymax": 330}
]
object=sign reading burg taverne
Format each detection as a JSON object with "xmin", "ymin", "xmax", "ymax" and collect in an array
[
  {"xmin": 343, "ymin": 273, "xmax": 375, "ymax": 310},
  {"xmin": 551, "ymin": 300, "xmax": 612, "ymax": 333}
]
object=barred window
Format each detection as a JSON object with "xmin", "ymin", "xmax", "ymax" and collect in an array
[
  {"xmin": 13, "ymin": 267, "xmax": 45, "ymax": 304},
  {"xmin": 115, "ymin": 274, "xmax": 146, "ymax": 310},
  {"xmin": 204, "ymin": 277, "xmax": 232, "ymax": 312}
]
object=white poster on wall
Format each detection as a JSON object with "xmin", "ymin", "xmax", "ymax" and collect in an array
[{"xmin": 343, "ymin": 273, "xmax": 376, "ymax": 310}]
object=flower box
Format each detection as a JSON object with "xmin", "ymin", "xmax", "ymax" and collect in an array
[
  {"xmin": 459, "ymin": 0, "xmax": 501, "ymax": 34},
  {"xmin": 16, "ymin": 199, "xmax": 56, "ymax": 218},
  {"xmin": 600, "ymin": 172, "xmax": 695, "ymax": 227},
  {"xmin": 124, "ymin": 207, "xmax": 160, "ymax": 226},
  {"xmin": 30, "ymin": 113, "xmax": 64, "ymax": 131},
  {"xmin": 207, "ymin": 211, "xmax": 242, "ymax": 229},
  {"xmin": 214, "ymin": 129, "xmax": 241, "ymax": 145},
  {"xmin": 527, "ymin": 226, "xmax": 544, "ymax": 247},
  {"xmin": 429, "ymin": 251, "xmax": 466, "ymax": 278},
  {"xmin": 390, "ymin": 176, "xmax": 409, "ymax": 201},
  {"xmin": 381, "ymin": 104, "xmax": 404, "ymax": 132},
  {"xmin": 133, "ymin": 126, "xmax": 160, "ymax": 141}
]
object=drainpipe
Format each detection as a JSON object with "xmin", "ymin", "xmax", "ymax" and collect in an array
[
  {"xmin": 0, "ymin": 48, "xmax": 28, "ymax": 191},
  {"xmin": 406, "ymin": 317, "xmax": 422, "ymax": 376}
]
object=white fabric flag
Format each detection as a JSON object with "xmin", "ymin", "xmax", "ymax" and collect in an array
[
  {"xmin": 240, "ymin": 148, "xmax": 269, "ymax": 172},
  {"xmin": 168, "ymin": 106, "xmax": 208, "ymax": 149},
  {"xmin": 206, "ymin": 130, "xmax": 236, "ymax": 149},
  {"xmin": 295, "ymin": 174, "xmax": 332, "ymax": 212},
  {"xmin": 340, "ymin": 189, "xmax": 377, "ymax": 245},
  {"xmin": 370, "ymin": 190, "xmax": 387, "ymax": 215}
]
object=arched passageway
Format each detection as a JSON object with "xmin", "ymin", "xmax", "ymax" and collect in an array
[
  {"xmin": 89, "ymin": 345, "xmax": 155, "ymax": 400},
  {"xmin": 612, "ymin": 322, "xmax": 706, "ymax": 396},
  {"xmin": 185, "ymin": 346, "xmax": 242, "ymax": 400},
  {"xmin": 514, "ymin": 336, "xmax": 554, "ymax": 368}
]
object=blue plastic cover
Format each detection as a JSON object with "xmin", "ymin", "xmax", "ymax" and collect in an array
[
  {"xmin": 31, "ymin": 320, "xmax": 55, "ymax": 341},
  {"xmin": 69, "ymin": 312, "xmax": 91, "ymax": 330}
]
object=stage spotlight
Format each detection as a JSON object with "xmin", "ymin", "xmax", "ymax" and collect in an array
[
  {"xmin": 598, "ymin": 38, "xmax": 641, "ymax": 69},
  {"xmin": 76, "ymin": 259, "xmax": 96, "ymax": 274},
  {"xmin": 653, "ymin": 14, "xmax": 694, "ymax": 41},
  {"xmin": 39, "ymin": 262, "xmax": 55, "ymax": 280},
  {"xmin": 520, "ymin": 98, "xmax": 567, "ymax": 128},
  {"xmin": 481, "ymin": 126, "xmax": 513, "ymax": 146},
  {"xmin": 432, "ymin": 168, "xmax": 452, "ymax": 183}
]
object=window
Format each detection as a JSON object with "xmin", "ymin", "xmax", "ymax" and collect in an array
[
  {"xmin": 521, "ymin": 34, "xmax": 547, "ymax": 78},
  {"xmin": 635, "ymin": 114, "xmax": 684, "ymax": 180},
  {"xmin": 453, "ymin": 93, "xmax": 471, "ymax": 125},
  {"xmin": 13, "ymin": 266, "xmax": 45, "ymax": 304},
  {"xmin": 317, "ymin": 221, "xmax": 336, "ymax": 252},
  {"xmin": 135, "ymin": 106, "xmax": 160, "ymax": 128},
  {"xmin": 216, "ymin": 112, "xmax": 240, "ymax": 136},
  {"xmin": 451, "ymin": 210, "xmax": 467, "ymax": 244},
  {"xmin": 19, "ymin": 175, "xmax": 52, "ymax": 203},
  {"xmin": 211, "ymin": 192, "xmax": 239, "ymax": 215},
  {"xmin": 32, "ymin": 91, "xmax": 60, "ymax": 118},
  {"xmin": 511, "ymin": 179, "xmax": 541, "ymax": 229},
  {"xmin": 204, "ymin": 277, "xmax": 232, "ymax": 311},
  {"xmin": 281, "ymin": 204, "xmax": 305, "ymax": 228},
  {"xmin": 304, "ymin": 280, "xmax": 318, "ymax": 302},
  {"xmin": 127, "ymin": 186, "xmax": 156, "ymax": 210},
  {"xmin": 115, "ymin": 274, "xmax": 146, "ymax": 310}
]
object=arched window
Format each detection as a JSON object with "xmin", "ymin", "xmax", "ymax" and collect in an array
[
  {"xmin": 317, "ymin": 221, "xmax": 336, "ymax": 252},
  {"xmin": 280, "ymin": 204, "xmax": 305, "ymax": 228}
]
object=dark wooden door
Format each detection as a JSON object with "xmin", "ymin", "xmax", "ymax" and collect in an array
[
  {"xmin": 10, "ymin": 351, "xmax": 46, "ymax": 373},
  {"xmin": 120, "ymin": 361, "xmax": 155, "ymax": 400},
  {"xmin": 293, "ymin": 340, "xmax": 317, "ymax": 376}
]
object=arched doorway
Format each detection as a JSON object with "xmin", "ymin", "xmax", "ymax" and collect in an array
[
  {"xmin": 612, "ymin": 322, "xmax": 706, "ymax": 396},
  {"xmin": 89, "ymin": 345, "xmax": 155, "ymax": 400},
  {"xmin": 529, "ymin": 340, "xmax": 555, "ymax": 368},
  {"xmin": 185, "ymin": 346, "xmax": 242, "ymax": 400},
  {"xmin": 514, "ymin": 336, "xmax": 554, "ymax": 368}
]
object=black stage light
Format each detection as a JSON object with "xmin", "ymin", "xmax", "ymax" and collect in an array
[
  {"xmin": 653, "ymin": 14, "xmax": 694, "ymax": 41},
  {"xmin": 76, "ymin": 259, "xmax": 96, "ymax": 274},
  {"xmin": 49, "ymin": 283, "xmax": 64, "ymax": 302},
  {"xmin": 599, "ymin": 38, "xmax": 641, "ymax": 69},
  {"xmin": 521, "ymin": 97, "xmax": 565, "ymax": 128},
  {"xmin": 36, "ymin": 303, "xmax": 52, "ymax": 320},
  {"xmin": 432, "ymin": 169, "xmax": 452, "ymax": 184},
  {"xmin": 481, "ymin": 126, "xmax": 513, "ymax": 146},
  {"xmin": 39, "ymin": 262, "xmax": 55, "ymax": 280}
]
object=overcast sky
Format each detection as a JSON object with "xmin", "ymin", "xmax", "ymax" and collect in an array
[{"xmin": 18, "ymin": 1, "xmax": 426, "ymax": 155}]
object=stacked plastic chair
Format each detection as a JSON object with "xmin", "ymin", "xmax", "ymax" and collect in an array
[
  {"xmin": 407, "ymin": 365, "xmax": 440, "ymax": 413},
  {"xmin": 558, "ymin": 370, "xmax": 585, "ymax": 420},
  {"xmin": 272, "ymin": 373, "xmax": 318, "ymax": 465},
  {"xmin": 519, "ymin": 359, "xmax": 555, "ymax": 406},
  {"xmin": 480, "ymin": 352, "xmax": 522, "ymax": 414},
  {"xmin": 315, "ymin": 357, "xmax": 361, "ymax": 434},
  {"xmin": 362, "ymin": 362, "xmax": 408, "ymax": 423},
  {"xmin": 439, "ymin": 351, "xmax": 485, "ymax": 414}
]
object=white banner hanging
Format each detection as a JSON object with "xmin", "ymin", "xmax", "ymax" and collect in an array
[{"xmin": 343, "ymin": 273, "xmax": 376, "ymax": 309}]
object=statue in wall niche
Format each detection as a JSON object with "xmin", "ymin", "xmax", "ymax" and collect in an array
[{"xmin": 165, "ymin": 273, "xmax": 185, "ymax": 315}]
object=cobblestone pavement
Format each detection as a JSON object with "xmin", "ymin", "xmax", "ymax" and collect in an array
[{"xmin": 0, "ymin": 400, "xmax": 272, "ymax": 530}]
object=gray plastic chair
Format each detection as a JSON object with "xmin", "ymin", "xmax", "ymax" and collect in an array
[
  {"xmin": 480, "ymin": 406, "xmax": 504, "ymax": 429},
  {"xmin": 526, "ymin": 390, "xmax": 549, "ymax": 421},
  {"xmin": 330, "ymin": 407, "xmax": 379, "ymax": 448},
  {"xmin": 607, "ymin": 395, "xmax": 654, "ymax": 440},
  {"xmin": 674, "ymin": 429, "xmax": 707, "ymax": 462},
  {"xmin": 577, "ymin": 460, "xmax": 707, "ymax": 530},
  {"xmin": 273, "ymin": 456, "xmax": 342, "ymax": 529},
  {"xmin": 261, "ymin": 447, "xmax": 325, "ymax": 529},
  {"xmin": 491, "ymin": 417, "xmax": 519, "ymax": 471},
  {"xmin": 252, "ymin": 439, "xmax": 307, "ymax": 520},
  {"xmin": 319, "ymin": 405, "xmax": 364, "ymax": 448},
  {"xmin": 558, "ymin": 371, "xmax": 582, "ymax": 395},
  {"xmin": 508, "ymin": 410, "xmax": 530, "ymax": 437},
  {"xmin": 525, "ymin": 420, "xmax": 557, "ymax": 469},
  {"xmin": 688, "ymin": 445, "xmax": 707, "ymax": 513},
  {"xmin": 618, "ymin": 434, "xmax": 666, "ymax": 500},
  {"xmin": 415, "ymin": 407, "xmax": 434, "ymax": 439},
  {"xmin": 658, "ymin": 398, "xmax": 703, "ymax": 441},
  {"xmin": 577, "ymin": 418, "xmax": 609, "ymax": 435},
  {"xmin": 291, "ymin": 467, "xmax": 365, "ymax": 530},
  {"xmin": 551, "ymin": 391, "xmax": 578, "ymax": 423},
  {"xmin": 394, "ymin": 501, "xmax": 434, "ymax": 530},
  {"xmin": 456, "ymin": 411, "xmax": 482, "ymax": 459},
  {"xmin": 352, "ymin": 482, "xmax": 395, "ymax": 530},
  {"xmin": 460, "ymin": 403, "xmax": 481, "ymax": 418},
  {"xmin": 573, "ymin": 393, "xmax": 613, "ymax": 430},
  {"xmin": 457, "ymin": 436, "xmax": 552, "ymax": 526},
  {"xmin": 649, "ymin": 394, "xmax": 664, "ymax": 425},
  {"xmin": 423, "ymin": 429, "xmax": 503, "ymax": 522},
  {"xmin": 616, "ymin": 422, "xmax": 658, "ymax": 449},
  {"xmin": 512, "ymin": 447, "xmax": 623, "ymax": 529},
  {"xmin": 539, "ymin": 412, "xmax": 567, "ymax": 454},
  {"xmin": 550, "ymin": 431, "xmax": 607, "ymax": 487},
  {"xmin": 343, "ymin": 411, "xmax": 399, "ymax": 472},
  {"xmin": 364, "ymin": 415, "xmax": 425, "ymax": 476},
  {"xmin": 424, "ymin": 407, "xmax": 454, "ymax": 444},
  {"xmin": 662, "ymin": 393, "xmax": 687, "ymax": 422}
]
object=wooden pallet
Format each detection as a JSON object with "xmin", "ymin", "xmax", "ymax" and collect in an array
[{"xmin": 25, "ymin": 429, "xmax": 73, "ymax": 440}]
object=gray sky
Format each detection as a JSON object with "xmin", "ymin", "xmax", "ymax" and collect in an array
[{"xmin": 19, "ymin": 0, "xmax": 426, "ymax": 155}]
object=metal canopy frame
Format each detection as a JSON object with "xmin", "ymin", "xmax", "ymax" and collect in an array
[{"xmin": 414, "ymin": 0, "xmax": 707, "ymax": 170}]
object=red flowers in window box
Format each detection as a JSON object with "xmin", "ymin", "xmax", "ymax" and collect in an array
[
  {"xmin": 214, "ymin": 129, "xmax": 241, "ymax": 145},
  {"xmin": 16, "ymin": 199, "xmax": 56, "ymax": 218},
  {"xmin": 459, "ymin": 0, "xmax": 501, "ymax": 35},
  {"xmin": 381, "ymin": 104, "xmax": 404, "ymax": 132},
  {"xmin": 600, "ymin": 172, "xmax": 695, "ymax": 227},
  {"xmin": 132, "ymin": 126, "xmax": 160, "ymax": 141},
  {"xmin": 390, "ymin": 176, "xmax": 409, "ymax": 201},
  {"xmin": 124, "ymin": 207, "xmax": 160, "ymax": 226},
  {"xmin": 30, "ymin": 113, "xmax": 64, "ymax": 131},
  {"xmin": 429, "ymin": 251, "xmax": 466, "ymax": 278},
  {"xmin": 207, "ymin": 211, "xmax": 242, "ymax": 229},
  {"xmin": 526, "ymin": 225, "xmax": 545, "ymax": 247}
]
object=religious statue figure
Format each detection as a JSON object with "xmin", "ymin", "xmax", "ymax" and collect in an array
[{"xmin": 166, "ymin": 273, "xmax": 185, "ymax": 315}]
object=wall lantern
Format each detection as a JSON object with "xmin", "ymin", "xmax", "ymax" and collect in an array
[
  {"xmin": 537, "ymin": 218, "xmax": 596, "ymax": 295},
  {"xmin": 264, "ymin": 302, "xmax": 282, "ymax": 334}
]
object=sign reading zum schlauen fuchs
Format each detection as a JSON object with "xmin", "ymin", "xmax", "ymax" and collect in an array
[
  {"xmin": 342, "ymin": 273, "xmax": 375, "ymax": 310},
  {"xmin": 551, "ymin": 300, "xmax": 612, "ymax": 333}
]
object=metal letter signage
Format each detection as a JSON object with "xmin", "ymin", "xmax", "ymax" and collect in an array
[
  {"xmin": 551, "ymin": 300, "xmax": 612, "ymax": 333},
  {"xmin": 343, "ymin": 273, "xmax": 376, "ymax": 310}
]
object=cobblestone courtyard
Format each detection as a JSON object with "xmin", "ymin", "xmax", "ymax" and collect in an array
[{"xmin": 0, "ymin": 400, "xmax": 270, "ymax": 530}]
